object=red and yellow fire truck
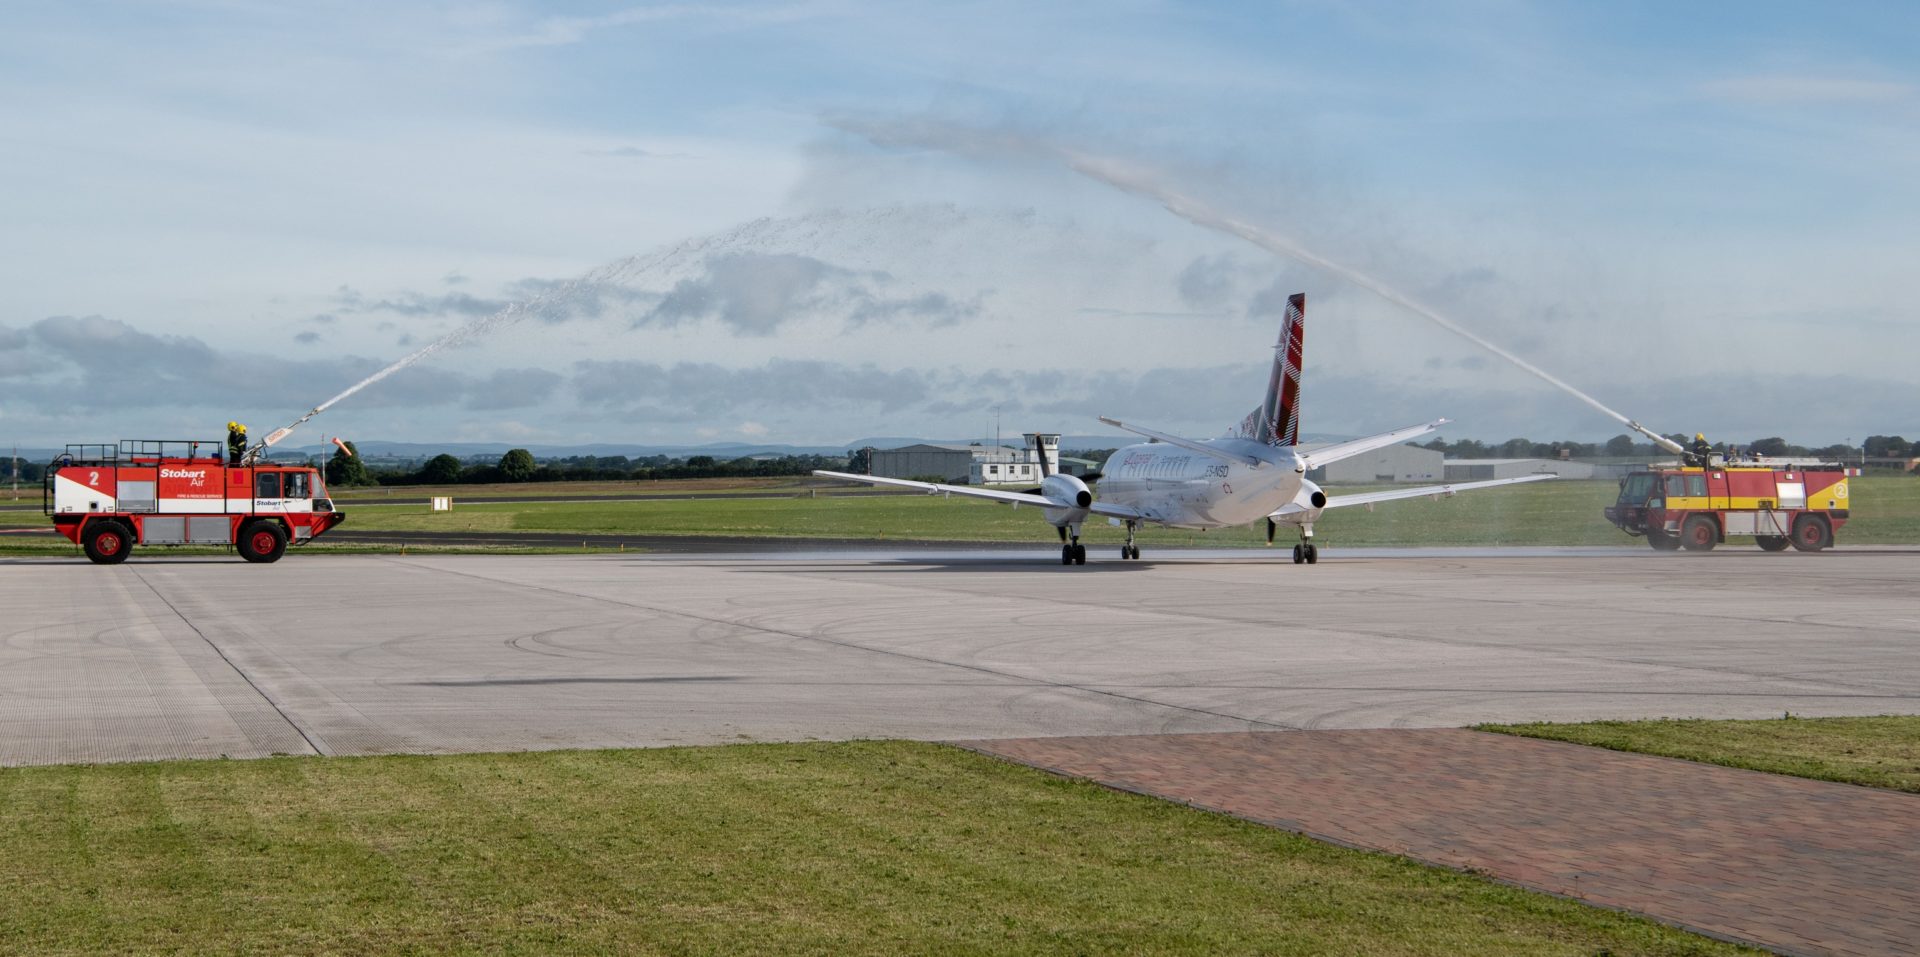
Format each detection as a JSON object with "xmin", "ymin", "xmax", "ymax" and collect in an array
[
  {"xmin": 1604, "ymin": 463, "xmax": 1850, "ymax": 552},
  {"xmin": 44, "ymin": 440, "xmax": 345, "ymax": 564}
]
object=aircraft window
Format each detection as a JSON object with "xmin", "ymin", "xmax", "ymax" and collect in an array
[{"xmin": 255, "ymin": 472, "xmax": 282, "ymax": 498}]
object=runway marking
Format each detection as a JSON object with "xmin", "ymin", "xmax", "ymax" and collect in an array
[
  {"xmin": 377, "ymin": 557, "xmax": 1300, "ymax": 733},
  {"xmin": 127, "ymin": 565, "xmax": 324, "ymax": 757}
]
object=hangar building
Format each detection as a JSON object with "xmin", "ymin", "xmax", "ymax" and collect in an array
[
  {"xmin": 1304, "ymin": 443, "xmax": 1444, "ymax": 484},
  {"xmin": 1444, "ymin": 458, "xmax": 1596, "ymax": 481},
  {"xmin": 868, "ymin": 434, "xmax": 1061, "ymax": 484}
]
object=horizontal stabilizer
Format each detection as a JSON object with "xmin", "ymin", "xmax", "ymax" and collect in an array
[
  {"xmin": 1097, "ymin": 417, "xmax": 1265, "ymax": 468},
  {"xmin": 1298, "ymin": 419, "xmax": 1448, "ymax": 470}
]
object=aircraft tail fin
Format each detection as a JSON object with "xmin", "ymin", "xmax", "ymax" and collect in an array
[{"xmin": 1232, "ymin": 292, "xmax": 1305, "ymax": 446}]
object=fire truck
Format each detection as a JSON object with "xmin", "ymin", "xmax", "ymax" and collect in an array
[
  {"xmin": 1604, "ymin": 462, "xmax": 1850, "ymax": 552},
  {"xmin": 43, "ymin": 439, "xmax": 345, "ymax": 564}
]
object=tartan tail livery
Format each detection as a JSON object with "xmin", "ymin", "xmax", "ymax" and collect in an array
[
  {"xmin": 814, "ymin": 291, "xmax": 1553, "ymax": 566},
  {"xmin": 1236, "ymin": 292, "xmax": 1305, "ymax": 446}
]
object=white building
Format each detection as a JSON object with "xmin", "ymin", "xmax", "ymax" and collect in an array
[{"xmin": 969, "ymin": 433, "xmax": 1060, "ymax": 485}]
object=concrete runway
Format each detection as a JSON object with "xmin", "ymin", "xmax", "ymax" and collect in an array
[{"xmin": 4, "ymin": 549, "xmax": 1917, "ymax": 766}]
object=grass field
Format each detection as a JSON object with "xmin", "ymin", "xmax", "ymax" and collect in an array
[
  {"xmin": 0, "ymin": 741, "xmax": 1746, "ymax": 956},
  {"xmin": 327, "ymin": 476, "xmax": 837, "ymax": 500},
  {"xmin": 1486, "ymin": 715, "xmax": 1920, "ymax": 793},
  {"xmin": 325, "ymin": 475, "xmax": 1920, "ymax": 547}
]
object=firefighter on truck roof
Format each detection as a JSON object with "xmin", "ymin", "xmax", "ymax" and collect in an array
[
  {"xmin": 1687, "ymin": 432, "xmax": 1712, "ymax": 468},
  {"xmin": 227, "ymin": 421, "xmax": 247, "ymax": 466}
]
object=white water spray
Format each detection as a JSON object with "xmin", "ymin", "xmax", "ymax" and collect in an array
[
  {"xmin": 832, "ymin": 117, "xmax": 1681, "ymax": 450},
  {"xmin": 252, "ymin": 208, "xmax": 949, "ymax": 456}
]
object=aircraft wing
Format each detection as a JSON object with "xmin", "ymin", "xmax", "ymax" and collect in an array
[
  {"xmin": 1298, "ymin": 419, "xmax": 1449, "ymax": 470},
  {"xmin": 812, "ymin": 471, "xmax": 1148, "ymax": 520},
  {"xmin": 1096, "ymin": 416, "xmax": 1265, "ymax": 467},
  {"xmin": 1269, "ymin": 473, "xmax": 1555, "ymax": 517}
]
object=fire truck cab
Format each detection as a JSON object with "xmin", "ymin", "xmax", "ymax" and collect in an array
[
  {"xmin": 44, "ymin": 439, "xmax": 345, "ymax": 564},
  {"xmin": 1604, "ymin": 463, "xmax": 1849, "ymax": 553}
]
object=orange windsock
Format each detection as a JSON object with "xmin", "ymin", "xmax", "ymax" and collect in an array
[{"xmin": 331, "ymin": 436, "xmax": 355, "ymax": 457}]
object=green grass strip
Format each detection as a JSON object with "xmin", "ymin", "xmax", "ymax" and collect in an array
[
  {"xmin": 1483, "ymin": 715, "xmax": 1920, "ymax": 793},
  {"xmin": 0, "ymin": 741, "xmax": 1748, "ymax": 956}
]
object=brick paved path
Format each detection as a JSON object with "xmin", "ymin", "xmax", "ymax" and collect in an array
[{"xmin": 962, "ymin": 729, "xmax": 1920, "ymax": 957}]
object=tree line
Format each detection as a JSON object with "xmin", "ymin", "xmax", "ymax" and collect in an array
[
  {"xmin": 321, "ymin": 443, "xmax": 851, "ymax": 487},
  {"xmin": 1414, "ymin": 434, "xmax": 1913, "ymax": 462}
]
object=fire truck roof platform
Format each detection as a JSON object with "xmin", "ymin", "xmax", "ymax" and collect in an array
[{"xmin": 56, "ymin": 439, "xmax": 227, "ymax": 465}]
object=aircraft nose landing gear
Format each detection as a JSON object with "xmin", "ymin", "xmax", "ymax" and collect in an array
[{"xmin": 1120, "ymin": 521, "xmax": 1140, "ymax": 560}]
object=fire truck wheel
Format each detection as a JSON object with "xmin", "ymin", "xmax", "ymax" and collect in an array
[
  {"xmin": 1756, "ymin": 535, "xmax": 1791, "ymax": 552},
  {"xmin": 82, "ymin": 522, "xmax": 134, "ymax": 565},
  {"xmin": 1646, "ymin": 529, "xmax": 1681, "ymax": 551},
  {"xmin": 1789, "ymin": 515, "xmax": 1832, "ymax": 552},
  {"xmin": 1680, "ymin": 516, "xmax": 1718, "ymax": 552},
  {"xmin": 238, "ymin": 522, "xmax": 288, "ymax": 564}
]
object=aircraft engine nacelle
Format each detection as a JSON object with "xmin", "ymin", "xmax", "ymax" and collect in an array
[
  {"xmin": 1270, "ymin": 479, "xmax": 1328, "ymax": 528},
  {"xmin": 1040, "ymin": 473, "xmax": 1093, "ymax": 526}
]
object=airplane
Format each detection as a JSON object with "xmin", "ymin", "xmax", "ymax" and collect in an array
[{"xmin": 814, "ymin": 293, "xmax": 1554, "ymax": 565}]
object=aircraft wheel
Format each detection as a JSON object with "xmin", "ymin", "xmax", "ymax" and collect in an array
[
  {"xmin": 1790, "ymin": 515, "xmax": 1832, "ymax": 552},
  {"xmin": 1072, "ymin": 544, "xmax": 1087, "ymax": 565},
  {"xmin": 1128, "ymin": 545, "xmax": 1140, "ymax": 560},
  {"xmin": 239, "ymin": 522, "xmax": 288, "ymax": 564},
  {"xmin": 1756, "ymin": 536, "xmax": 1790, "ymax": 552},
  {"xmin": 1291, "ymin": 543, "xmax": 1305, "ymax": 564},
  {"xmin": 1061, "ymin": 545, "xmax": 1074, "ymax": 565},
  {"xmin": 83, "ymin": 522, "xmax": 133, "ymax": 565},
  {"xmin": 1305, "ymin": 543, "xmax": 1319, "ymax": 564}
]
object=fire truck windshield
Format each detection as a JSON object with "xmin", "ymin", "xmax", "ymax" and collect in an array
[{"xmin": 1618, "ymin": 473, "xmax": 1655, "ymax": 505}]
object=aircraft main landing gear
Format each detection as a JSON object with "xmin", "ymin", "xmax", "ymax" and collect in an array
[
  {"xmin": 1292, "ymin": 524, "xmax": 1319, "ymax": 564},
  {"xmin": 1058, "ymin": 524, "xmax": 1086, "ymax": 565}
]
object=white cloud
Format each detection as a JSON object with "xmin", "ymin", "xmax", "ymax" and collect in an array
[
  {"xmin": 1704, "ymin": 74, "xmax": 1914, "ymax": 105},
  {"xmin": 451, "ymin": 1, "xmax": 846, "ymax": 57}
]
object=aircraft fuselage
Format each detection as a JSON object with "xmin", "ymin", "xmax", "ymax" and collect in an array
[{"xmin": 1096, "ymin": 438, "xmax": 1307, "ymax": 528}]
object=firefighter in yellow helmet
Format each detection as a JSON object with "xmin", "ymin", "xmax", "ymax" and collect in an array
[
  {"xmin": 227, "ymin": 421, "xmax": 248, "ymax": 466},
  {"xmin": 1688, "ymin": 432, "xmax": 1712, "ymax": 468}
]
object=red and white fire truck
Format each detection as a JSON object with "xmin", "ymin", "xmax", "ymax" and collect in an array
[
  {"xmin": 44, "ymin": 439, "xmax": 345, "ymax": 564},
  {"xmin": 1604, "ymin": 462, "xmax": 1851, "ymax": 553}
]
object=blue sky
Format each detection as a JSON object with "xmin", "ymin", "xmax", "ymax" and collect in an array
[{"xmin": 2, "ymin": 1, "xmax": 1914, "ymax": 450}]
